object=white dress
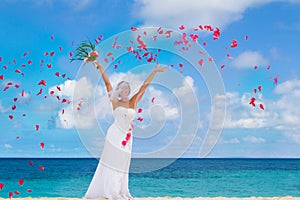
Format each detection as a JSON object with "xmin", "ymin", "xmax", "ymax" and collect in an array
[{"xmin": 84, "ymin": 106, "xmax": 135, "ymax": 200}]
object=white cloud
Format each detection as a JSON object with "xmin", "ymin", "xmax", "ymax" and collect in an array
[
  {"xmin": 134, "ymin": 0, "xmax": 276, "ymax": 29},
  {"xmin": 4, "ymin": 144, "xmax": 12, "ymax": 149},
  {"xmin": 243, "ymin": 135, "xmax": 265, "ymax": 143},
  {"xmin": 231, "ymin": 51, "xmax": 268, "ymax": 69},
  {"xmin": 210, "ymin": 79, "xmax": 300, "ymax": 144},
  {"xmin": 219, "ymin": 137, "xmax": 240, "ymax": 144},
  {"xmin": 0, "ymin": 101, "xmax": 6, "ymax": 113}
]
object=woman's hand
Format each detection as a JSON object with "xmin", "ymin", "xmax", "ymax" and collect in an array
[
  {"xmin": 92, "ymin": 61, "xmax": 100, "ymax": 69},
  {"xmin": 154, "ymin": 64, "xmax": 168, "ymax": 73}
]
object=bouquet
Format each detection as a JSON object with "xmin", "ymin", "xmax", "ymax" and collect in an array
[{"xmin": 70, "ymin": 40, "xmax": 99, "ymax": 63}]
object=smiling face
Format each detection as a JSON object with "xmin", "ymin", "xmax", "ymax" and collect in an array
[{"xmin": 117, "ymin": 81, "xmax": 131, "ymax": 100}]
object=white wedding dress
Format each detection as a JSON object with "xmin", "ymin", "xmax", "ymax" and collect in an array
[{"xmin": 84, "ymin": 106, "xmax": 135, "ymax": 200}]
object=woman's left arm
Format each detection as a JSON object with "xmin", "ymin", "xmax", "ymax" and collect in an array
[{"xmin": 130, "ymin": 65, "xmax": 168, "ymax": 105}]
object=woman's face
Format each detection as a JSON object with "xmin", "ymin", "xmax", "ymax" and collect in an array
[{"xmin": 119, "ymin": 83, "xmax": 130, "ymax": 99}]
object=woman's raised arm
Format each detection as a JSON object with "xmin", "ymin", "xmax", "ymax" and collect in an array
[
  {"xmin": 93, "ymin": 61, "xmax": 113, "ymax": 93},
  {"xmin": 130, "ymin": 65, "xmax": 168, "ymax": 106}
]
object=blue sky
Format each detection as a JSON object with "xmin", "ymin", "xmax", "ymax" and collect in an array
[{"xmin": 1, "ymin": 0, "xmax": 300, "ymax": 158}]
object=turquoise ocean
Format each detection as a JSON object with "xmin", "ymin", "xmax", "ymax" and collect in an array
[{"xmin": 0, "ymin": 158, "xmax": 300, "ymax": 198}]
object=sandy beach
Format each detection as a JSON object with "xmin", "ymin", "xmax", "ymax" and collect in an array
[{"xmin": 1, "ymin": 197, "xmax": 300, "ymax": 200}]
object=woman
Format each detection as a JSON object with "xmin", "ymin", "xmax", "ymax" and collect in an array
[{"xmin": 84, "ymin": 61, "xmax": 167, "ymax": 200}]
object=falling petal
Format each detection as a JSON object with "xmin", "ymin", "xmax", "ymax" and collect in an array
[
  {"xmin": 28, "ymin": 161, "xmax": 33, "ymax": 166},
  {"xmin": 59, "ymin": 46, "xmax": 62, "ymax": 52},
  {"xmin": 40, "ymin": 142, "xmax": 44, "ymax": 149},
  {"xmin": 0, "ymin": 75, "xmax": 4, "ymax": 80},
  {"xmin": 9, "ymin": 191, "xmax": 13, "ymax": 199},
  {"xmin": 18, "ymin": 179, "xmax": 24, "ymax": 186},
  {"xmin": 9, "ymin": 115, "xmax": 14, "ymax": 120},
  {"xmin": 12, "ymin": 105, "xmax": 16, "ymax": 110},
  {"xmin": 259, "ymin": 104, "xmax": 265, "ymax": 110},
  {"xmin": 14, "ymin": 191, "xmax": 20, "ymax": 195},
  {"xmin": 258, "ymin": 86, "xmax": 262, "ymax": 91},
  {"xmin": 27, "ymin": 189, "xmax": 32, "ymax": 192},
  {"xmin": 36, "ymin": 125, "xmax": 39, "ymax": 131},
  {"xmin": 131, "ymin": 27, "xmax": 137, "ymax": 31},
  {"xmin": 36, "ymin": 88, "xmax": 43, "ymax": 96},
  {"xmin": 151, "ymin": 97, "xmax": 155, "ymax": 103},
  {"xmin": 0, "ymin": 183, "xmax": 4, "ymax": 190},
  {"xmin": 138, "ymin": 108, "xmax": 142, "ymax": 113},
  {"xmin": 220, "ymin": 65, "xmax": 225, "ymax": 69},
  {"xmin": 121, "ymin": 140, "xmax": 127, "ymax": 146},
  {"xmin": 51, "ymin": 35, "xmax": 54, "ymax": 40},
  {"xmin": 198, "ymin": 59, "xmax": 204, "ymax": 67},
  {"xmin": 55, "ymin": 72, "xmax": 60, "ymax": 77},
  {"xmin": 179, "ymin": 25, "xmax": 185, "ymax": 30},
  {"xmin": 38, "ymin": 80, "xmax": 47, "ymax": 86},
  {"xmin": 137, "ymin": 117, "xmax": 143, "ymax": 122}
]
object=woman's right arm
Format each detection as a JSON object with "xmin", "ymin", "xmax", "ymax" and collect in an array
[{"xmin": 93, "ymin": 61, "xmax": 113, "ymax": 93}]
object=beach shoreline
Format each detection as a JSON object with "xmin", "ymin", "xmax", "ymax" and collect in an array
[{"xmin": 1, "ymin": 197, "xmax": 300, "ymax": 200}]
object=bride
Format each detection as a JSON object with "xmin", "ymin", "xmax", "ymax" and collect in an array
[{"xmin": 84, "ymin": 61, "xmax": 167, "ymax": 200}]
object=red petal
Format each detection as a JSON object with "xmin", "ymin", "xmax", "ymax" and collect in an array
[
  {"xmin": 267, "ymin": 65, "xmax": 271, "ymax": 70},
  {"xmin": 137, "ymin": 117, "xmax": 143, "ymax": 122},
  {"xmin": 62, "ymin": 74, "xmax": 66, "ymax": 78},
  {"xmin": 14, "ymin": 98, "xmax": 18, "ymax": 102},
  {"xmin": 131, "ymin": 27, "xmax": 138, "ymax": 31},
  {"xmin": 138, "ymin": 108, "xmax": 142, "ymax": 113},
  {"xmin": 36, "ymin": 88, "xmax": 43, "ymax": 96},
  {"xmin": 51, "ymin": 35, "xmax": 54, "ymax": 40},
  {"xmin": 47, "ymin": 64, "xmax": 52, "ymax": 68},
  {"xmin": 36, "ymin": 125, "xmax": 39, "ymax": 131},
  {"xmin": 220, "ymin": 65, "xmax": 225, "ymax": 69},
  {"xmin": 15, "ymin": 84, "xmax": 20, "ymax": 88},
  {"xmin": 0, "ymin": 75, "xmax": 4, "ymax": 80},
  {"xmin": 59, "ymin": 46, "xmax": 62, "ymax": 52},
  {"xmin": 28, "ymin": 161, "xmax": 33, "ymax": 166},
  {"xmin": 12, "ymin": 105, "xmax": 16, "ymax": 110},
  {"xmin": 151, "ymin": 97, "xmax": 155, "ymax": 103},
  {"xmin": 28, "ymin": 60, "xmax": 32, "ymax": 65},
  {"xmin": 16, "ymin": 136, "xmax": 20, "ymax": 139},
  {"xmin": 40, "ymin": 142, "xmax": 44, "ymax": 149},
  {"xmin": 27, "ymin": 189, "xmax": 32, "ymax": 192},
  {"xmin": 69, "ymin": 52, "xmax": 73, "ymax": 57},
  {"xmin": 50, "ymin": 51, "xmax": 55, "ymax": 57},
  {"xmin": 14, "ymin": 191, "xmax": 20, "ymax": 195},
  {"xmin": 198, "ymin": 59, "xmax": 204, "ymax": 67},
  {"xmin": 179, "ymin": 25, "xmax": 185, "ymax": 30},
  {"xmin": 44, "ymin": 52, "xmax": 49, "ymax": 56},
  {"xmin": 259, "ymin": 104, "xmax": 265, "ymax": 110},
  {"xmin": 254, "ymin": 66, "xmax": 258, "ymax": 70},
  {"xmin": 21, "ymin": 90, "xmax": 25, "ymax": 97},
  {"xmin": 55, "ymin": 72, "xmax": 60, "ymax": 77},
  {"xmin": 9, "ymin": 191, "xmax": 13, "ymax": 199},
  {"xmin": 0, "ymin": 183, "xmax": 4, "ymax": 190},
  {"xmin": 15, "ymin": 69, "xmax": 21, "ymax": 73},
  {"xmin": 0, "ymin": 57, "xmax": 2, "ymax": 62},
  {"xmin": 121, "ymin": 140, "xmax": 127, "ymax": 146},
  {"xmin": 18, "ymin": 179, "xmax": 24, "ymax": 186},
  {"xmin": 50, "ymin": 91, "xmax": 55, "ymax": 95},
  {"xmin": 38, "ymin": 80, "xmax": 47, "ymax": 86},
  {"xmin": 9, "ymin": 115, "xmax": 14, "ymax": 120},
  {"xmin": 258, "ymin": 86, "xmax": 262, "ymax": 91}
]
